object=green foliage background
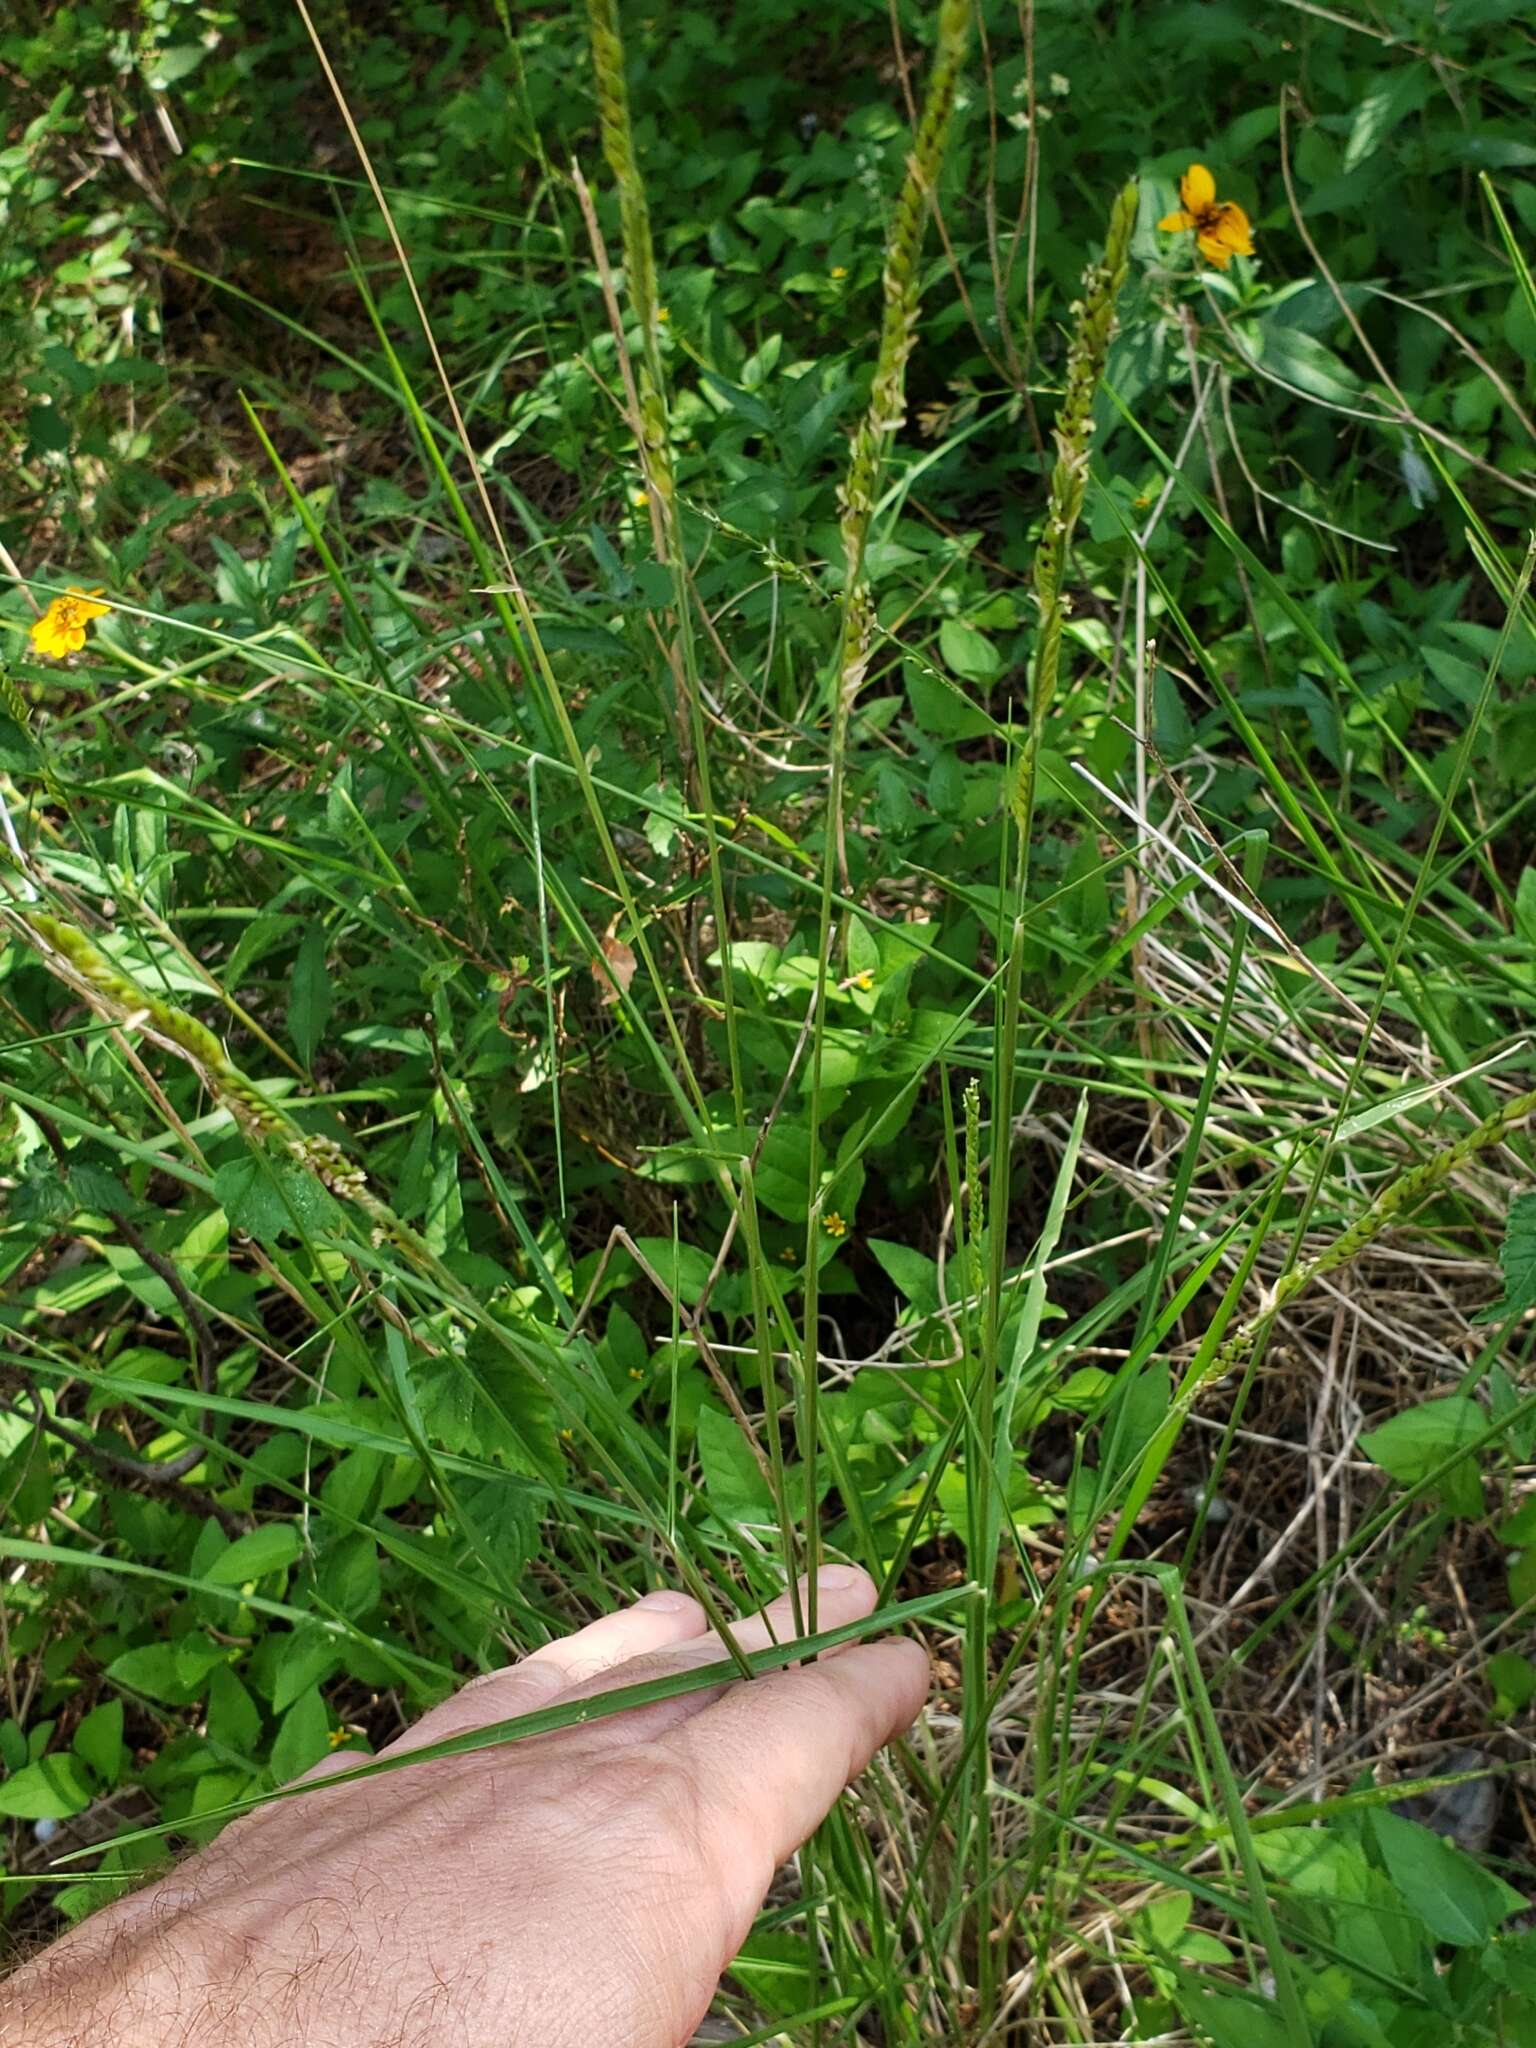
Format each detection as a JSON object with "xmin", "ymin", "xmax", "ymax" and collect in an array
[{"xmin": 3, "ymin": 0, "xmax": 1536, "ymax": 2040}]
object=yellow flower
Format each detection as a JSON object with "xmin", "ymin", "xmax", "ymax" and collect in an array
[
  {"xmin": 823, "ymin": 1211, "xmax": 848, "ymax": 1240},
  {"xmin": 829, "ymin": 265, "xmax": 848, "ymax": 279},
  {"xmin": 1158, "ymin": 165, "xmax": 1254, "ymax": 269},
  {"xmin": 852, "ymin": 969, "xmax": 874, "ymax": 991},
  {"xmin": 29, "ymin": 588, "xmax": 110, "ymax": 660}
]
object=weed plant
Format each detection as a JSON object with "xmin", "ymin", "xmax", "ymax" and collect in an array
[{"xmin": 3, "ymin": 1, "xmax": 1536, "ymax": 2041}]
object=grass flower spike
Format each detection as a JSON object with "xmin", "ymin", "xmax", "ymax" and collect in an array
[
  {"xmin": 1159, "ymin": 163, "xmax": 1254, "ymax": 267},
  {"xmin": 29, "ymin": 587, "xmax": 110, "ymax": 659}
]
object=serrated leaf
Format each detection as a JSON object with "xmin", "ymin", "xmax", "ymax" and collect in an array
[
  {"xmin": 214, "ymin": 1154, "xmax": 343, "ymax": 1243},
  {"xmin": 1476, "ymin": 1192, "xmax": 1536, "ymax": 1322}
]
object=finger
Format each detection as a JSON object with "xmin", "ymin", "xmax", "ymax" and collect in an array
[
  {"xmin": 664, "ymin": 1637, "xmax": 929, "ymax": 1911},
  {"xmin": 521, "ymin": 1587, "xmax": 708, "ymax": 1685},
  {"xmin": 384, "ymin": 1588, "xmax": 708, "ymax": 1753},
  {"xmin": 561, "ymin": 1564, "xmax": 880, "ymax": 1699},
  {"xmin": 548, "ymin": 1564, "xmax": 887, "ymax": 1745}
]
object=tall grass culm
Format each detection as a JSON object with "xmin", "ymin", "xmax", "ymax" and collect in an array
[{"xmin": 4, "ymin": 1, "xmax": 1536, "ymax": 2043}]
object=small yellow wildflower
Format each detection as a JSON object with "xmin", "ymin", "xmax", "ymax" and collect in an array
[
  {"xmin": 1158, "ymin": 164, "xmax": 1254, "ymax": 269},
  {"xmin": 823, "ymin": 1211, "xmax": 848, "ymax": 1241},
  {"xmin": 657, "ymin": 307, "xmax": 670, "ymax": 323},
  {"xmin": 779, "ymin": 1245, "xmax": 798, "ymax": 1264},
  {"xmin": 29, "ymin": 588, "xmax": 110, "ymax": 661},
  {"xmin": 852, "ymin": 969, "xmax": 874, "ymax": 991},
  {"xmin": 829, "ymin": 265, "xmax": 848, "ymax": 279},
  {"xmin": 327, "ymin": 1725, "xmax": 353, "ymax": 1749}
]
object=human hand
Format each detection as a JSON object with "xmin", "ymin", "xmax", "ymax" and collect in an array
[{"xmin": 6, "ymin": 1564, "xmax": 928, "ymax": 2048}]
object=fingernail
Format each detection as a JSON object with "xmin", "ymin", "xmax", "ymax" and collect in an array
[
  {"xmin": 636, "ymin": 1589, "xmax": 693, "ymax": 1612},
  {"xmin": 816, "ymin": 1563, "xmax": 862, "ymax": 1591}
]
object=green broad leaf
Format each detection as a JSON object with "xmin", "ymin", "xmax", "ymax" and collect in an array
[
  {"xmin": 1054, "ymin": 1366, "xmax": 1114, "ymax": 1412},
  {"xmin": 847, "ymin": 915, "xmax": 880, "ymax": 981},
  {"xmin": 107, "ymin": 1636, "xmax": 230, "ymax": 1707},
  {"xmin": 1101, "ymin": 1360, "xmax": 1171, "ymax": 1489},
  {"xmin": 213, "ymin": 1156, "xmax": 288, "ymax": 1241},
  {"xmin": 0, "ymin": 1753, "xmax": 95, "ymax": 1820},
  {"xmin": 749, "ymin": 1122, "xmax": 814, "ymax": 1224},
  {"xmin": 272, "ymin": 1625, "xmax": 344, "ymax": 1714},
  {"xmin": 699, "ymin": 367, "xmax": 775, "ymax": 430},
  {"xmin": 269, "ymin": 1687, "xmax": 332, "ymax": 1785},
  {"xmin": 639, "ymin": 780, "xmax": 682, "ymax": 859},
  {"xmin": 696, "ymin": 1401, "xmax": 775, "ymax": 1523},
  {"xmin": 629, "ymin": 1236, "xmax": 719, "ymax": 1308},
  {"xmin": 1252, "ymin": 323, "xmax": 1364, "ymax": 405},
  {"xmin": 26, "ymin": 404, "xmax": 71, "ymax": 455},
  {"xmin": 906, "ymin": 657, "xmax": 994, "ymax": 738},
  {"xmin": 71, "ymin": 1701, "xmax": 125, "ymax": 1788},
  {"xmin": 320, "ymin": 1531, "xmax": 381, "ymax": 1618},
  {"xmin": 1343, "ymin": 69, "xmax": 1431, "ymax": 173},
  {"xmin": 215, "ymin": 1154, "xmax": 343, "ymax": 1244},
  {"xmin": 1423, "ymin": 643, "xmax": 1483, "ymax": 707},
  {"xmin": 288, "ymin": 925, "xmax": 333, "ymax": 1067},
  {"xmin": 725, "ymin": 1930, "xmax": 814, "ymax": 2020},
  {"xmin": 207, "ymin": 1665, "xmax": 262, "ymax": 1753},
  {"xmin": 1475, "ymin": 1192, "xmax": 1536, "ymax": 1322},
  {"xmin": 1487, "ymin": 1650, "xmax": 1536, "ymax": 1720},
  {"xmin": 1366, "ymin": 1809, "xmax": 1525, "ymax": 1946},
  {"xmin": 68, "ymin": 1162, "xmax": 133, "ymax": 1214},
  {"xmin": 144, "ymin": 43, "xmax": 208, "ymax": 88},
  {"xmin": 1184, "ymin": 1991, "xmax": 1291, "ymax": 2048},
  {"xmin": 204, "ymin": 1522, "xmax": 303, "ymax": 1585},
  {"xmin": 602, "ymin": 1305, "xmax": 647, "ymax": 1380},
  {"xmin": 1135, "ymin": 1890, "xmax": 1192, "ymax": 1947},
  {"xmin": 224, "ymin": 910, "xmax": 301, "ymax": 986},
  {"xmin": 868, "ymin": 1237, "xmax": 940, "ymax": 1314},
  {"xmin": 938, "ymin": 617, "xmax": 1002, "ymax": 683},
  {"xmin": 1358, "ymin": 1396, "xmax": 1487, "ymax": 1516}
]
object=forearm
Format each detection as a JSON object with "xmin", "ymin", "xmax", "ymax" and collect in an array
[
  {"xmin": 4, "ymin": 1910, "xmax": 195, "ymax": 2048},
  {"xmin": 4, "ymin": 1878, "xmax": 510, "ymax": 2048}
]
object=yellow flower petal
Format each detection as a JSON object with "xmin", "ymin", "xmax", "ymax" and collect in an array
[
  {"xmin": 1196, "ymin": 231, "xmax": 1236, "ymax": 268},
  {"xmin": 1158, "ymin": 208, "xmax": 1196, "ymax": 233},
  {"xmin": 28, "ymin": 587, "xmax": 111, "ymax": 661},
  {"xmin": 1180, "ymin": 163, "xmax": 1216, "ymax": 212},
  {"xmin": 1209, "ymin": 203, "xmax": 1254, "ymax": 255}
]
